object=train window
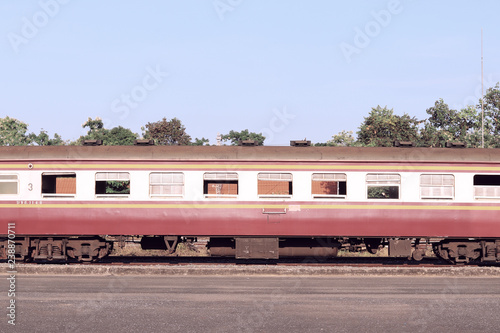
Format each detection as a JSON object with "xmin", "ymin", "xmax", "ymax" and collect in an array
[
  {"xmin": 0, "ymin": 175, "xmax": 18, "ymax": 195},
  {"xmin": 258, "ymin": 173, "xmax": 293, "ymax": 197},
  {"xmin": 312, "ymin": 173, "xmax": 346, "ymax": 199},
  {"xmin": 150, "ymin": 173, "xmax": 184, "ymax": 198},
  {"xmin": 420, "ymin": 174, "xmax": 454, "ymax": 200},
  {"xmin": 41, "ymin": 173, "xmax": 76, "ymax": 198},
  {"xmin": 473, "ymin": 174, "xmax": 500, "ymax": 199},
  {"xmin": 95, "ymin": 172, "xmax": 130, "ymax": 197},
  {"xmin": 366, "ymin": 174, "xmax": 400, "ymax": 199},
  {"xmin": 203, "ymin": 173, "xmax": 238, "ymax": 198}
]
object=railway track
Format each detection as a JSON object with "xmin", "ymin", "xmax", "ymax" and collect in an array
[
  {"xmin": 7, "ymin": 256, "xmax": 500, "ymax": 278},
  {"xmin": 14, "ymin": 255, "xmax": 500, "ymax": 267}
]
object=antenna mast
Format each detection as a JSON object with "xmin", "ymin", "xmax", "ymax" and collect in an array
[{"xmin": 481, "ymin": 28, "xmax": 484, "ymax": 148}]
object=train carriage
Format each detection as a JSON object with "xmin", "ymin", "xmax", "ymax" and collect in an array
[{"xmin": 1, "ymin": 144, "xmax": 500, "ymax": 264}]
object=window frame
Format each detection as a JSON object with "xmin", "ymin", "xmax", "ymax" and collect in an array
[
  {"xmin": 41, "ymin": 172, "xmax": 76, "ymax": 198},
  {"xmin": 203, "ymin": 172, "xmax": 239, "ymax": 199},
  {"xmin": 0, "ymin": 174, "xmax": 19, "ymax": 195},
  {"xmin": 95, "ymin": 172, "xmax": 131, "ymax": 198},
  {"xmin": 473, "ymin": 174, "xmax": 500, "ymax": 200},
  {"xmin": 366, "ymin": 173, "xmax": 401, "ymax": 200},
  {"xmin": 149, "ymin": 172, "xmax": 184, "ymax": 199},
  {"xmin": 419, "ymin": 174, "xmax": 455, "ymax": 200},
  {"xmin": 257, "ymin": 172, "xmax": 293, "ymax": 198},
  {"xmin": 311, "ymin": 173, "xmax": 347, "ymax": 199}
]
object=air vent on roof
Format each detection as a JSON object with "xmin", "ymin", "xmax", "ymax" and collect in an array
[
  {"xmin": 83, "ymin": 139, "xmax": 103, "ymax": 146},
  {"xmin": 290, "ymin": 140, "xmax": 311, "ymax": 147},
  {"xmin": 445, "ymin": 142, "xmax": 466, "ymax": 148},
  {"xmin": 393, "ymin": 140, "xmax": 415, "ymax": 147},
  {"xmin": 134, "ymin": 139, "xmax": 155, "ymax": 146},
  {"xmin": 238, "ymin": 140, "xmax": 258, "ymax": 146}
]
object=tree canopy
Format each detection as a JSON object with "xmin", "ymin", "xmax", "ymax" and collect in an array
[
  {"xmin": 221, "ymin": 129, "xmax": 265, "ymax": 146},
  {"xmin": 356, "ymin": 106, "xmax": 420, "ymax": 147},
  {"xmin": 3, "ymin": 82, "xmax": 500, "ymax": 148},
  {"xmin": 0, "ymin": 116, "xmax": 30, "ymax": 146},
  {"xmin": 77, "ymin": 117, "xmax": 138, "ymax": 145},
  {"xmin": 0, "ymin": 116, "xmax": 64, "ymax": 146},
  {"xmin": 143, "ymin": 117, "xmax": 192, "ymax": 145},
  {"xmin": 191, "ymin": 137, "xmax": 210, "ymax": 146}
]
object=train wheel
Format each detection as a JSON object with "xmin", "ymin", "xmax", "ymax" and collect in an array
[
  {"xmin": 32, "ymin": 238, "xmax": 67, "ymax": 262},
  {"xmin": 433, "ymin": 240, "xmax": 481, "ymax": 264},
  {"xmin": 0, "ymin": 237, "xmax": 31, "ymax": 262},
  {"xmin": 411, "ymin": 249, "xmax": 425, "ymax": 261},
  {"xmin": 66, "ymin": 237, "xmax": 112, "ymax": 262}
]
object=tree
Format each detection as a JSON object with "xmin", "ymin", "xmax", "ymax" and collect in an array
[
  {"xmin": 77, "ymin": 117, "xmax": 137, "ymax": 145},
  {"xmin": 483, "ymin": 83, "xmax": 500, "ymax": 132},
  {"xmin": 420, "ymin": 99, "xmax": 483, "ymax": 147},
  {"xmin": 191, "ymin": 137, "xmax": 210, "ymax": 146},
  {"xmin": 221, "ymin": 129, "xmax": 265, "ymax": 146},
  {"xmin": 0, "ymin": 116, "xmax": 64, "ymax": 146},
  {"xmin": 143, "ymin": 117, "xmax": 191, "ymax": 145},
  {"xmin": 328, "ymin": 130, "xmax": 357, "ymax": 147},
  {"xmin": 0, "ymin": 116, "xmax": 31, "ymax": 145},
  {"xmin": 315, "ymin": 130, "xmax": 357, "ymax": 146},
  {"xmin": 29, "ymin": 130, "xmax": 64, "ymax": 146},
  {"xmin": 480, "ymin": 83, "xmax": 500, "ymax": 147},
  {"xmin": 356, "ymin": 106, "xmax": 420, "ymax": 147},
  {"xmin": 105, "ymin": 126, "xmax": 138, "ymax": 146},
  {"xmin": 78, "ymin": 117, "xmax": 107, "ymax": 143}
]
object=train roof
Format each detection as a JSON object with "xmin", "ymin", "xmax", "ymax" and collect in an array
[{"xmin": 1, "ymin": 145, "xmax": 500, "ymax": 163}]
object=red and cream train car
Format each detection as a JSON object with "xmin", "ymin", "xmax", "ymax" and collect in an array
[{"xmin": 1, "ymin": 145, "xmax": 500, "ymax": 264}]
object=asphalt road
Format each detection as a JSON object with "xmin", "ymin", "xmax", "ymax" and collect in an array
[{"xmin": 1, "ymin": 275, "xmax": 500, "ymax": 333}]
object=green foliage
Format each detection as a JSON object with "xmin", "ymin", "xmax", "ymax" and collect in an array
[
  {"xmin": 367, "ymin": 186, "xmax": 399, "ymax": 199},
  {"xmin": 0, "ymin": 116, "xmax": 31, "ymax": 146},
  {"xmin": 0, "ymin": 116, "xmax": 64, "ymax": 146},
  {"xmin": 328, "ymin": 130, "xmax": 357, "ymax": 147},
  {"xmin": 5, "ymin": 83, "xmax": 500, "ymax": 149},
  {"xmin": 77, "ymin": 117, "xmax": 138, "ymax": 145},
  {"xmin": 357, "ymin": 106, "xmax": 420, "ymax": 147},
  {"xmin": 420, "ymin": 99, "xmax": 478, "ymax": 147},
  {"xmin": 29, "ymin": 131, "xmax": 64, "ymax": 146},
  {"xmin": 143, "ymin": 117, "xmax": 191, "ymax": 145},
  {"xmin": 77, "ymin": 117, "xmax": 106, "ymax": 144},
  {"xmin": 83, "ymin": 117, "xmax": 104, "ymax": 132},
  {"xmin": 105, "ymin": 181, "xmax": 130, "ymax": 194},
  {"xmin": 221, "ymin": 129, "xmax": 265, "ymax": 146},
  {"xmin": 191, "ymin": 137, "xmax": 210, "ymax": 146},
  {"xmin": 483, "ymin": 83, "xmax": 500, "ymax": 133},
  {"xmin": 479, "ymin": 83, "xmax": 500, "ymax": 147},
  {"xmin": 106, "ymin": 126, "xmax": 138, "ymax": 146}
]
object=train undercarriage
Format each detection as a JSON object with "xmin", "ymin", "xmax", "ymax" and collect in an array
[
  {"xmin": 1, "ymin": 235, "xmax": 500, "ymax": 264},
  {"xmin": 0, "ymin": 236, "xmax": 112, "ymax": 263}
]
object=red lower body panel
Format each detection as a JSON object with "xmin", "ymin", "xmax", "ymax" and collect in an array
[{"xmin": 1, "ymin": 200, "xmax": 499, "ymax": 238}]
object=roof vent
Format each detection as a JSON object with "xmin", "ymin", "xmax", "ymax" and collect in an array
[
  {"xmin": 83, "ymin": 139, "xmax": 103, "ymax": 146},
  {"xmin": 393, "ymin": 140, "xmax": 415, "ymax": 147},
  {"xmin": 134, "ymin": 139, "xmax": 155, "ymax": 146},
  {"xmin": 290, "ymin": 140, "xmax": 311, "ymax": 147},
  {"xmin": 238, "ymin": 140, "xmax": 258, "ymax": 146},
  {"xmin": 446, "ymin": 142, "xmax": 466, "ymax": 148}
]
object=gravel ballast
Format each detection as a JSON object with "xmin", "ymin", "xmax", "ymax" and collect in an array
[{"xmin": 2, "ymin": 263, "xmax": 500, "ymax": 276}]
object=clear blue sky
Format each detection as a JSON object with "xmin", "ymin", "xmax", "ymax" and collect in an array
[{"xmin": 1, "ymin": 0, "xmax": 499, "ymax": 145}]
